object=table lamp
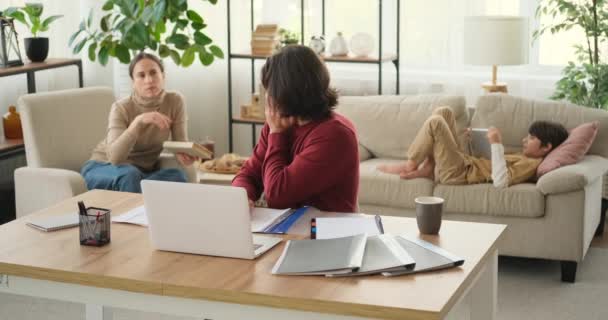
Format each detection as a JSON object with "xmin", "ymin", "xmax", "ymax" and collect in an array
[{"xmin": 464, "ymin": 16, "xmax": 528, "ymax": 93}]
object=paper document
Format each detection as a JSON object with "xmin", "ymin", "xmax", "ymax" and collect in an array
[
  {"xmin": 314, "ymin": 216, "xmax": 383, "ymax": 239},
  {"xmin": 250, "ymin": 207, "xmax": 292, "ymax": 233},
  {"xmin": 113, "ymin": 205, "xmax": 291, "ymax": 232},
  {"xmin": 112, "ymin": 205, "xmax": 148, "ymax": 226}
]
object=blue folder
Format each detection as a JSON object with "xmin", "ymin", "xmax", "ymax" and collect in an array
[{"xmin": 267, "ymin": 206, "xmax": 310, "ymax": 234}]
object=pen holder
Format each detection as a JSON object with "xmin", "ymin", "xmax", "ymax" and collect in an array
[{"xmin": 79, "ymin": 207, "xmax": 111, "ymax": 246}]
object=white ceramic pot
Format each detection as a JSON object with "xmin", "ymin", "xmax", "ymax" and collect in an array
[{"xmin": 329, "ymin": 32, "xmax": 348, "ymax": 56}]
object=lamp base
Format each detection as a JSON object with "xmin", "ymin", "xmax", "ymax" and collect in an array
[{"xmin": 482, "ymin": 82, "xmax": 508, "ymax": 93}]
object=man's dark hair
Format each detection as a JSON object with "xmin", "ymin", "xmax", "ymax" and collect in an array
[
  {"xmin": 129, "ymin": 52, "xmax": 164, "ymax": 79},
  {"xmin": 261, "ymin": 45, "xmax": 338, "ymax": 121},
  {"xmin": 528, "ymin": 121, "xmax": 569, "ymax": 149}
]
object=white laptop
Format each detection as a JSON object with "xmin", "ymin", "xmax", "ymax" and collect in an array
[{"xmin": 141, "ymin": 180, "xmax": 282, "ymax": 259}]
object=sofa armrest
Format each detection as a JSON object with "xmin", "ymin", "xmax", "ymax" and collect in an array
[
  {"xmin": 359, "ymin": 144, "xmax": 372, "ymax": 162},
  {"xmin": 159, "ymin": 153, "xmax": 197, "ymax": 183},
  {"xmin": 14, "ymin": 167, "xmax": 87, "ymax": 218},
  {"xmin": 537, "ymin": 155, "xmax": 608, "ymax": 195}
]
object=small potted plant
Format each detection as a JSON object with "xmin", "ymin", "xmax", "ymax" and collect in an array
[
  {"xmin": 4, "ymin": 3, "xmax": 62, "ymax": 62},
  {"xmin": 278, "ymin": 28, "xmax": 299, "ymax": 47}
]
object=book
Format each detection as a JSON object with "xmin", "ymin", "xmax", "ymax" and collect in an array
[
  {"xmin": 162, "ymin": 141, "xmax": 213, "ymax": 160},
  {"xmin": 381, "ymin": 234, "xmax": 465, "ymax": 276},
  {"xmin": 312, "ymin": 216, "xmax": 384, "ymax": 239},
  {"xmin": 271, "ymin": 233, "xmax": 367, "ymax": 275},
  {"xmin": 26, "ymin": 213, "xmax": 79, "ymax": 232},
  {"xmin": 326, "ymin": 234, "xmax": 415, "ymax": 277}
]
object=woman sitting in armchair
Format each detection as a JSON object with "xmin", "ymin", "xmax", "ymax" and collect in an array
[{"xmin": 81, "ymin": 52, "xmax": 196, "ymax": 193}]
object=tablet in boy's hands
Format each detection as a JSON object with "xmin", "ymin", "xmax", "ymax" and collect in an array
[{"xmin": 470, "ymin": 128, "xmax": 492, "ymax": 160}]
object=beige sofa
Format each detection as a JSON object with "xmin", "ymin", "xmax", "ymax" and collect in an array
[
  {"xmin": 14, "ymin": 87, "xmax": 197, "ymax": 218},
  {"xmin": 337, "ymin": 94, "xmax": 608, "ymax": 282}
]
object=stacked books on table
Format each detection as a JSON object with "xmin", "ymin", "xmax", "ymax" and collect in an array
[
  {"xmin": 251, "ymin": 24, "xmax": 280, "ymax": 56},
  {"xmin": 271, "ymin": 216, "xmax": 464, "ymax": 277}
]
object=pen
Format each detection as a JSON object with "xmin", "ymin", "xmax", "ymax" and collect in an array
[{"xmin": 375, "ymin": 214, "xmax": 385, "ymax": 234}]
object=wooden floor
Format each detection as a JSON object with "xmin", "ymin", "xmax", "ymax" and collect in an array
[{"xmin": 591, "ymin": 221, "xmax": 608, "ymax": 249}]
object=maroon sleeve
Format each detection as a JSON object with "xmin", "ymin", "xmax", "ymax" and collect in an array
[
  {"xmin": 262, "ymin": 124, "xmax": 357, "ymax": 209},
  {"xmin": 232, "ymin": 124, "xmax": 270, "ymax": 201}
]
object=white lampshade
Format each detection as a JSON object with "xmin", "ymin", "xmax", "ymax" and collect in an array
[{"xmin": 464, "ymin": 16, "xmax": 529, "ymax": 66}]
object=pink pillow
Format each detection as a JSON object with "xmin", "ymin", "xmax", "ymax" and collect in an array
[{"xmin": 537, "ymin": 121, "xmax": 599, "ymax": 177}]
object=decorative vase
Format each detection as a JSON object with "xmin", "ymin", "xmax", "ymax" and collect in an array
[
  {"xmin": 350, "ymin": 32, "xmax": 375, "ymax": 57},
  {"xmin": 3, "ymin": 105, "xmax": 23, "ymax": 139},
  {"xmin": 24, "ymin": 37, "xmax": 49, "ymax": 62},
  {"xmin": 309, "ymin": 35, "xmax": 325, "ymax": 55},
  {"xmin": 329, "ymin": 32, "xmax": 348, "ymax": 56}
]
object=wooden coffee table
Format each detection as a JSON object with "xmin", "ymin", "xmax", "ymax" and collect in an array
[{"xmin": 0, "ymin": 190, "xmax": 504, "ymax": 320}]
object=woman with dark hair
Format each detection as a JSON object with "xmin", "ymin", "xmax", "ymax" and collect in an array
[
  {"xmin": 80, "ymin": 52, "xmax": 196, "ymax": 193},
  {"xmin": 232, "ymin": 45, "xmax": 359, "ymax": 212}
]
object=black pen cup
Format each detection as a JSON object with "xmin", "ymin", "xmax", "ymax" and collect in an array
[{"xmin": 79, "ymin": 207, "xmax": 111, "ymax": 246}]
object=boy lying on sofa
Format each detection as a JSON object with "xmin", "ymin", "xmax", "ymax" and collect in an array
[{"xmin": 378, "ymin": 106, "xmax": 569, "ymax": 188}]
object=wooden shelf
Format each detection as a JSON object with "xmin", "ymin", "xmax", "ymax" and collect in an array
[
  {"xmin": 230, "ymin": 52, "xmax": 398, "ymax": 63},
  {"xmin": 232, "ymin": 117, "xmax": 265, "ymax": 124}
]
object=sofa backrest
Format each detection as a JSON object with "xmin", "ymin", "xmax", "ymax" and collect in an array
[
  {"xmin": 18, "ymin": 87, "xmax": 115, "ymax": 171},
  {"xmin": 336, "ymin": 95, "xmax": 468, "ymax": 159},
  {"xmin": 471, "ymin": 94, "xmax": 608, "ymax": 158}
]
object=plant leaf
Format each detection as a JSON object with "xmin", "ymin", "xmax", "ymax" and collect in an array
[
  {"xmin": 186, "ymin": 10, "xmax": 203, "ymax": 24},
  {"xmin": 102, "ymin": 0, "xmax": 114, "ymax": 11},
  {"xmin": 115, "ymin": 44, "xmax": 131, "ymax": 63},
  {"xmin": 99, "ymin": 45, "xmax": 110, "ymax": 66},
  {"xmin": 159, "ymin": 44, "xmax": 170, "ymax": 58},
  {"xmin": 88, "ymin": 43, "xmax": 97, "ymax": 61},
  {"xmin": 191, "ymin": 22, "xmax": 206, "ymax": 30},
  {"xmin": 181, "ymin": 46, "xmax": 197, "ymax": 67},
  {"xmin": 123, "ymin": 22, "xmax": 148, "ymax": 49},
  {"xmin": 68, "ymin": 28, "xmax": 83, "ymax": 47},
  {"xmin": 73, "ymin": 38, "xmax": 88, "ymax": 54},
  {"xmin": 42, "ymin": 15, "xmax": 63, "ymax": 30},
  {"xmin": 197, "ymin": 46, "xmax": 214, "ymax": 66},
  {"xmin": 5, "ymin": 9, "xmax": 29, "ymax": 28},
  {"xmin": 169, "ymin": 49, "xmax": 181, "ymax": 65},
  {"xmin": 167, "ymin": 33, "xmax": 189, "ymax": 49},
  {"xmin": 194, "ymin": 31, "xmax": 212, "ymax": 46},
  {"xmin": 209, "ymin": 45, "xmax": 224, "ymax": 59}
]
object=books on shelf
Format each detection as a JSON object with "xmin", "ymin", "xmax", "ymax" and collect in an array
[
  {"xmin": 162, "ymin": 141, "xmax": 213, "ymax": 160},
  {"xmin": 271, "ymin": 234, "xmax": 367, "ymax": 275},
  {"xmin": 251, "ymin": 24, "xmax": 279, "ymax": 55}
]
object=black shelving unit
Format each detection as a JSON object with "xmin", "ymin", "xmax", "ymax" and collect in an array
[{"xmin": 227, "ymin": 0, "xmax": 401, "ymax": 151}]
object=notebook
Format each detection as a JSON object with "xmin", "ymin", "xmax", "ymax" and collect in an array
[
  {"xmin": 311, "ymin": 215, "xmax": 384, "ymax": 239},
  {"xmin": 327, "ymin": 234, "xmax": 415, "ymax": 277},
  {"xmin": 26, "ymin": 213, "xmax": 79, "ymax": 232},
  {"xmin": 271, "ymin": 234, "xmax": 367, "ymax": 275},
  {"xmin": 382, "ymin": 234, "xmax": 464, "ymax": 276}
]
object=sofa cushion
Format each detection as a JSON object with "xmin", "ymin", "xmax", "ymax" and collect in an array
[
  {"xmin": 471, "ymin": 94, "xmax": 608, "ymax": 158},
  {"xmin": 337, "ymin": 95, "xmax": 468, "ymax": 159},
  {"xmin": 433, "ymin": 183, "xmax": 545, "ymax": 218},
  {"xmin": 359, "ymin": 158, "xmax": 434, "ymax": 209}
]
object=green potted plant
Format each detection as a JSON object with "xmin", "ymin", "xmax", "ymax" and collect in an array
[
  {"xmin": 278, "ymin": 28, "xmax": 299, "ymax": 47},
  {"xmin": 4, "ymin": 3, "xmax": 62, "ymax": 62},
  {"xmin": 69, "ymin": 0, "xmax": 223, "ymax": 67},
  {"xmin": 533, "ymin": 0, "xmax": 608, "ymax": 109}
]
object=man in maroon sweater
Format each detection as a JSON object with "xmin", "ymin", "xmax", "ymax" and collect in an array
[{"xmin": 232, "ymin": 46, "xmax": 359, "ymax": 212}]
